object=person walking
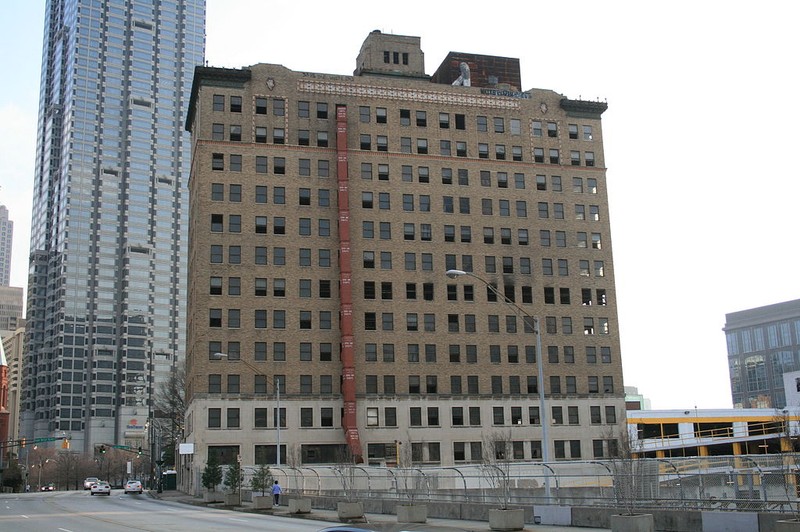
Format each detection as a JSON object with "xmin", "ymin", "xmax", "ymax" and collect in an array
[{"xmin": 271, "ymin": 480, "xmax": 282, "ymax": 507}]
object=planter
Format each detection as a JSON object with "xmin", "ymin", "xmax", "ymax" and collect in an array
[
  {"xmin": 337, "ymin": 501, "xmax": 364, "ymax": 520},
  {"xmin": 489, "ymin": 508, "xmax": 525, "ymax": 531},
  {"xmin": 777, "ymin": 519, "xmax": 800, "ymax": 532},
  {"xmin": 223, "ymin": 493, "xmax": 239, "ymax": 506},
  {"xmin": 397, "ymin": 503, "xmax": 427, "ymax": 523},
  {"xmin": 610, "ymin": 513, "xmax": 654, "ymax": 532},
  {"xmin": 203, "ymin": 491, "xmax": 223, "ymax": 503},
  {"xmin": 253, "ymin": 495, "xmax": 272, "ymax": 509},
  {"xmin": 288, "ymin": 498, "xmax": 312, "ymax": 514}
]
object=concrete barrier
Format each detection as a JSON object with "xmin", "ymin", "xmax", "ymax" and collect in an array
[{"xmin": 288, "ymin": 498, "xmax": 311, "ymax": 514}]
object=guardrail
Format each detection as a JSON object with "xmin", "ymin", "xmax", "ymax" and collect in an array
[{"xmin": 240, "ymin": 454, "xmax": 800, "ymax": 515}]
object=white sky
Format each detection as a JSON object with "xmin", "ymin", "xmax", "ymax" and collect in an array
[{"xmin": 1, "ymin": 1, "xmax": 798, "ymax": 410}]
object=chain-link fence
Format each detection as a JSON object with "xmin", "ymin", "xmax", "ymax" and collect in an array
[{"xmin": 243, "ymin": 455, "xmax": 800, "ymax": 514}]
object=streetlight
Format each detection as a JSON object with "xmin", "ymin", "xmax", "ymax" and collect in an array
[
  {"xmin": 35, "ymin": 458, "xmax": 51, "ymax": 491},
  {"xmin": 212, "ymin": 353, "xmax": 282, "ymax": 467},
  {"xmin": 445, "ymin": 269, "xmax": 552, "ymax": 500}
]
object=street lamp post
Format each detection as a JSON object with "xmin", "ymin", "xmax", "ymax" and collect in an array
[
  {"xmin": 213, "ymin": 353, "xmax": 281, "ymax": 467},
  {"xmin": 445, "ymin": 269, "xmax": 552, "ymax": 500}
]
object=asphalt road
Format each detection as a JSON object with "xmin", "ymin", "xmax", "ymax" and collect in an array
[{"xmin": 0, "ymin": 490, "xmax": 354, "ymax": 532}]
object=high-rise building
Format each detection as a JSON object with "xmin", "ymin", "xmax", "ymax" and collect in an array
[
  {"xmin": 725, "ymin": 298, "xmax": 800, "ymax": 409},
  {"xmin": 0, "ymin": 205, "xmax": 12, "ymax": 286},
  {"xmin": 22, "ymin": 0, "xmax": 205, "ymax": 452},
  {"xmin": 182, "ymin": 31, "xmax": 625, "ymax": 494}
]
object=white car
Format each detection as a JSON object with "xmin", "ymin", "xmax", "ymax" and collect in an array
[
  {"xmin": 90, "ymin": 481, "xmax": 111, "ymax": 496},
  {"xmin": 124, "ymin": 480, "xmax": 143, "ymax": 494},
  {"xmin": 83, "ymin": 477, "xmax": 99, "ymax": 490}
]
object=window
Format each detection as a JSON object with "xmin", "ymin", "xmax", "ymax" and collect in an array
[
  {"xmin": 552, "ymin": 406, "xmax": 563, "ymax": 425},
  {"xmin": 208, "ymin": 374, "xmax": 222, "ymax": 394},
  {"xmin": 316, "ymin": 102, "xmax": 328, "ymax": 119},
  {"xmin": 376, "ymin": 107, "xmax": 387, "ymax": 123},
  {"xmin": 208, "ymin": 408, "xmax": 221, "ymax": 428},
  {"xmin": 493, "ymin": 117, "xmax": 505, "ymax": 133},
  {"xmin": 212, "ymin": 153, "xmax": 224, "ymax": 171},
  {"xmin": 212, "ymin": 94, "xmax": 224, "ymax": 111},
  {"xmin": 227, "ymin": 373, "xmax": 241, "ymax": 393},
  {"xmin": 212, "ymin": 123, "xmax": 224, "ymax": 141},
  {"xmin": 416, "ymin": 110, "xmax": 427, "ymax": 127},
  {"xmin": 297, "ymin": 100, "xmax": 310, "ymax": 118},
  {"xmin": 230, "ymin": 96, "xmax": 242, "ymax": 113}
]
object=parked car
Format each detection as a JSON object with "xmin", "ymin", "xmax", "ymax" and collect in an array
[
  {"xmin": 83, "ymin": 477, "xmax": 99, "ymax": 490},
  {"xmin": 90, "ymin": 481, "xmax": 111, "ymax": 496},
  {"xmin": 124, "ymin": 480, "xmax": 143, "ymax": 494},
  {"xmin": 317, "ymin": 528, "xmax": 380, "ymax": 532}
]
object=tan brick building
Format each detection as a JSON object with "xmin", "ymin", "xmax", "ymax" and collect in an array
[{"xmin": 182, "ymin": 31, "xmax": 624, "ymax": 493}]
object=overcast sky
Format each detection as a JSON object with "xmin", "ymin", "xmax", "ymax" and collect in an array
[{"xmin": 1, "ymin": 1, "xmax": 798, "ymax": 410}]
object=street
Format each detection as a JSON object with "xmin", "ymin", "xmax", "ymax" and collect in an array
[{"xmin": 0, "ymin": 490, "xmax": 347, "ymax": 532}]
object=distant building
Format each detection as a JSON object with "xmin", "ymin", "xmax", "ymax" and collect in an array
[
  {"xmin": 0, "ymin": 205, "xmax": 12, "ymax": 286},
  {"xmin": 0, "ymin": 286, "xmax": 23, "ymax": 334},
  {"xmin": 628, "ymin": 408, "xmax": 798, "ymax": 458},
  {"xmin": 724, "ymin": 299, "xmax": 800, "ymax": 409},
  {"xmin": 624, "ymin": 386, "xmax": 651, "ymax": 411},
  {"xmin": 782, "ymin": 369, "xmax": 800, "ymax": 408},
  {"xmin": 2, "ymin": 324, "xmax": 24, "ymax": 447}
]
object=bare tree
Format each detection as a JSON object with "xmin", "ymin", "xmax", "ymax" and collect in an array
[
  {"xmin": 333, "ymin": 446, "xmax": 361, "ymax": 502},
  {"xmin": 481, "ymin": 430, "xmax": 514, "ymax": 509},
  {"xmin": 152, "ymin": 364, "xmax": 186, "ymax": 467},
  {"xmin": 608, "ymin": 424, "xmax": 655, "ymax": 515},
  {"xmin": 396, "ymin": 437, "xmax": 428, "ymax": 505}
]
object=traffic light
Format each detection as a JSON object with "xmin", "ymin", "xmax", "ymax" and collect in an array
[
  {"xmin": 61, "ymin": 438, "xmax": 70, "ymax": 450},
  {"xmin": 137, "ymin": 446, "xmax": 142, "ymax": 456},
  {"xmin": 20, "ymin": 438, "xmax": 26, "ymax": 448},
  {"xmin": 99, "ymin": 444, "xmax": 106, "ymax": 454}
]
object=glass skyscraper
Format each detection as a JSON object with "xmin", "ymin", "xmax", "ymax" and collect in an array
[{"xmin": 23, "ymin": 0, "xmax": 205, "ymax": 452}]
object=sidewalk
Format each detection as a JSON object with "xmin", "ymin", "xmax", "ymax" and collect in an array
[{"xmin": 150, "ymin": 490, "xmax": 610, "ymax": 531}]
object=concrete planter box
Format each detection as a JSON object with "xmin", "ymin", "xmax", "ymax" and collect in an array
[
  {"xmin": 223, "ymin": 493, "xmax": 239, "ymax": 506},
  {"xmin": 777, "ymin": 519, "xmax": 800, "ymax": 532},
  {"xmin": 203, "ymin": 491, "xmax": 223, "ymax": 503},
  {"xmin": 337, "ymin": 501, "xmax": 364, "ymax": 520},
  {"xmin": 610, "ymin": 513, "xmax": 654, "ymax": 532},
  {"xmin": 288, "ymin": 498, "xmax": 312, "ymax": 514},
  {"xmin": 489, "ymin": 508, "xmax": 525, "ymax": 531},
  {"xmin": 253, "ymin": 495, "xmax": 272, "ymax": 509},
  {"xmin": 397, "ymin": 504, "xmax": 427, "ymax": 523}
]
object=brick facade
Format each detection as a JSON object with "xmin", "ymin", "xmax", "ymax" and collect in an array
[{"xmin": 182, "ymin": 32, "xmax": 624, "ymax": 491}]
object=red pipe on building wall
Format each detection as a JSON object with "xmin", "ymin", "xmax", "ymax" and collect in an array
[{"xmin": 336, "ymin": 105, "xmax": 362, "ymax": 462}]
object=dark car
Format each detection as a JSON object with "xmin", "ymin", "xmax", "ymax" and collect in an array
[
  {"xmin": 317, "ymin": 528, "xmax": 379, "ymax": 532},
  {"xmin": 40, "ymin": 483, "xmax": 55, "ymax": 491}
]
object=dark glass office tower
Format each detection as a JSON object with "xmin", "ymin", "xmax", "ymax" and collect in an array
[{"xmin": 23, "ymin": 0, "xmax": 205, "ymax": 452}]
